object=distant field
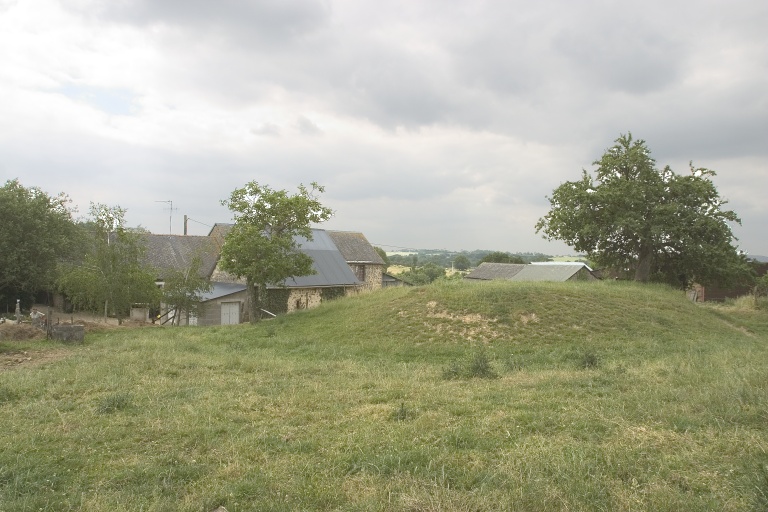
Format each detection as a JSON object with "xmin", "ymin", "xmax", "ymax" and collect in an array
[
  {"xmin": 385, "ymin": 264, "xmax": 410, "ymax": 275},
  {"xmin": 1, "ymin": 281, "xmax": 767, "ymax": 511}
]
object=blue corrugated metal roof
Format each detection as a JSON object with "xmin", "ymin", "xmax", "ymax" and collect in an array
[
  {"xmin": 510, "ymin": 264, "xmax": 592, "ymax": 282},
  {"xmin": 276, "ymin": 230, "xmax": 360, "ymax": 288},
  {"xmin": 201, "ymin": 282, "xmax": 247, "ymax": 301}
]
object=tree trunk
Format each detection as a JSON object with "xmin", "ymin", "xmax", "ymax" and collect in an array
[
  {"xmin": 634, "ymin": 246, "xmax": 652, "ymax": 282},
  {"xmin": 247, "ymin": 278, "xmax": 265, "ymax": 324}
]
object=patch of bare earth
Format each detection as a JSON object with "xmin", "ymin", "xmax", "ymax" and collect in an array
[
  {"xmin": 0, "ymin": 323, "xmax": 67, "ymax": 371},
  {"xmin": 0, "ymin": 345, "xmax": 72, "ymax": 371},
  {"xmin": 423, "ymin": 300, "xmax": 502, "ymax": 342},
  {"xmin": 0, "ymin": 313, "xmax": 156, "ymax": 371}
]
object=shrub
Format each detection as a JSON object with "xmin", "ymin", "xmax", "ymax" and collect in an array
[
  {"xmin": 580, "ymin": 351, "xmax": 599, "ymax": 369},
  {"xmin": 442, "ymin": 350, "xmax": 498, "ymax": 380},
  {"xmin": 97, "ymin": 393, "xmax": 134, "ymax": 414}
]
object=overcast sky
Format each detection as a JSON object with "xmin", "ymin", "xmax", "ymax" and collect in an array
[{"xmin": 2, "ymin": 0, "xmax": 766, "ymax": 256}]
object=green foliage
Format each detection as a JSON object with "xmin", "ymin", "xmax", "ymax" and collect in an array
[
  {"xmin": 579, "ymin": 351, "xmax": 600, "ymax": 369},
  {"xmin": 264, "ymin": 288, "xmax": 291, "ymax": 315},
  {"xmin": 388, "ymin": 250, "xmax": 552, "ymax": 269},
  {"xmin": 0, "ymin": 179, "xmax": 77, "ymax": 305},
  {"xmin": 453, "ymin": 254, "xmax": 471, "ymax": 270},
  {"xmin": 96, "ymin": 392, "xmax": 134, "ymax": 414},
  {"xmin": 536, "ymin": 133, "xmax": 747, "ymax": 289},
  {"xmin": 220, "ymin": 182, "xmax": 333, "ymax": 323},
  {"xmin": 320, "ymin": 287, "xmax": 347, "ymax": 302},
  {"xmin": 373, "ymin": 246, "xmax": 390, "ymax": 270},
  {"xmin": 755, "ymin": 273, "xmax": 768, "ymax": 298},
  {"xmin": 479, "ymin": 251, "xmax": 526, "ymax": 264},
  {"xmin": 161, "ymin": 255, "xmax": 213, "ymax": 326},
  {"xmin": 398, "ymin": 262, "xmax": 446, "ymax": 285},
  {"xmin": 57, "ymin": 203, "xmax": 159, "ymax": 323},
  {"xmin": 443, "ymin": 349, "xmax": 499, "ymax": 379}
]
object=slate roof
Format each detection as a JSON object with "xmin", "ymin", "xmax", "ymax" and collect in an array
[
  {"xmin": 141, "ymin": 234, "xmax": 219, "ymax": 280},
  {"xmin": 327, "ymin": 231, "xmax": 386, "ymax": 265},
  {"xmin": 464, "ymin": 262, "xmax": 595, "ymax": 282},
  {"xmin": 278, "ymin": 229, "xmax": 360, "ymax": 288},
  {"xmin": 464, "ymin": 263, "xmax": 526, "ymax": 280},
  {"xmin": 200, "ymin": 282, "xmax": 247, "ymax": 301},
  {"xmin": 207, "ymin": 225, "xmax": 360, "ymax": 288},
  {"xmin": 509, "ymin": 264, "xmax": 593, "ymax": 282}
]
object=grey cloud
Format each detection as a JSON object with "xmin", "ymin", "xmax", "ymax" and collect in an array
[
  {"xmin": 6, "ymin": 0, "xmax": 768, "ymax": 255},
  {"xmin": 85, "ymin": 0, "xmax": 331, "ymax": 45},
  {"xmin": 296, "ymin": 116, "xmax": 323, "ymax": 136},
  {"xmin": 251, "ymin": 123, "xmax": 281, "ymax": 136},
  {"xmin": 554, "ymin": 24, "xmax": 683, "ymax": 95}
]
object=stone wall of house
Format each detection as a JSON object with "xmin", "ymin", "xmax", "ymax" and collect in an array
[
  {"xmin": 286, "ymin": 288, "xmax": 323, "ymax": 313},
  {"xmin": 348, "ymin": 263, "xmax": 384, "ymax": 292}
]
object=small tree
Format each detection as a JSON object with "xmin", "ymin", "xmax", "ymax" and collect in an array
[
  {"xmin": 162, "ymin": 255, "xmax": 213, "ymax": 325},
  {"xmin": 58, "ymin": 204, "xmax": 159, "ymax": 323},
  {"xmin": 399, "ymin": 263, "xmax": 446, "ymax": 285},
  {"xmin": 220, "ymin": 182, "xmax": 333, "ymax": 323},
  {"xmin": 453, "ymin": 255, "xmax": 471, "ymax": 271},
  {"xmin": 374, "ymin": 246, "xmax": 390, "ymax": 271},
  {"xmin": 754, "ymin": 273, "xmax": 768, "ymax": 306}
]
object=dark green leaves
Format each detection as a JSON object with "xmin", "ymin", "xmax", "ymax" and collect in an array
[{"xmin": 537, "ymin": 133, "xmax": 746, "ymax": 287}]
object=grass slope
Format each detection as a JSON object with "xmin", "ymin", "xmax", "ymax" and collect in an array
[{"xmin": 1, "ymin": 280, "xmax": 768, "ymax": 511}]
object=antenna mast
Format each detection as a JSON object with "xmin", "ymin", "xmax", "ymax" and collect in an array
[{"xmin": 155, "ymin": 200, "xmax": 177, "ymax": 234}]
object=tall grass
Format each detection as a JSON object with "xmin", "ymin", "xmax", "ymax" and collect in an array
[{"xmin": 1, "ymin": 280, "xmax": 767, "ymax": 511}]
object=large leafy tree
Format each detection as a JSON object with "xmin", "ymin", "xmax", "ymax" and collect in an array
[
  {"xmin": 220, "ymin": 182, "xmax": 334, "ymax": 323},
  {"xmin": 0, "ymin": 179, "xmax": 77, "ymax": 305},
  {"xmin": 58, "ymin": 204, "xmax": 159, "ymax": 323},
  {"xmin": 536, "ymin": 133, "xmax": 748, "ymax": 288}
]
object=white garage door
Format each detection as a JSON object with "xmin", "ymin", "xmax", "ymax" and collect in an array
[{"xmin": 220, "ymin": 302, "xmax": 240, "ymax": 325}]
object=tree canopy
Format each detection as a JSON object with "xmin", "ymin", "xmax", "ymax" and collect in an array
[
  {"xmin": 0, "ymin": 179, "xmax": 77, "ymax": 306},
  {"xmin": 57, "ymin": 203, "xmax": 159, "ymax": 323},
  {"xmin": 453, "ymin": 254, "xmax": 471, "ymax": 271},
  {"xmin": 374, "ymin": 247, "xmax": 390, "ymax": 271},
  {"xmin": 479, "ymin": 251, "xmax": 526, "ymax": 265},
  {"xmin": 219, "ymin": 182, "xmax": 333, "ymax": 323},
  {"xmin": 536, "ymin": 133, "xmax": 748, "ymax": 288},
  {"xmin": 398, "ymin": 262, "xmax": 446, "ymax": 285}
]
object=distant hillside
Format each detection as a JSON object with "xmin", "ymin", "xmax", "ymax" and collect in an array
[
  {"xmin": 750, "ymin": 255, "xmax": 768, "ymax": 263},
  {"xmin": 385, "ymin": 249, "xmax": 552, "ymax": 267}
]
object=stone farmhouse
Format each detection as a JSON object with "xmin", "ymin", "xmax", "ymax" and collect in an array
[{"xmin": 142, "ymin": 224, "xmax": 386, "ymax": 325}]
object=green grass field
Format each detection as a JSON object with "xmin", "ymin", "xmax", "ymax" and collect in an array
[{"xmin": 1, "ymin": 280, "xmax": 767, "ymax": 511}]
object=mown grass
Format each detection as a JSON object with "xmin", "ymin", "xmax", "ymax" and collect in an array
[{"xmin": 1, "ymin": 280, "xmax": 768, "ymax": 511}]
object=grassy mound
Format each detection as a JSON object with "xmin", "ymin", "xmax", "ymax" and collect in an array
[{"xmin": 1, "ymin": 280, "xmax": 767, "ymax": 511}]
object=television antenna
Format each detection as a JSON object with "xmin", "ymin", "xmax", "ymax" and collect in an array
[{"xmin": 155, "ymin": 200, "xmax": 178, "ymax": 234}]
